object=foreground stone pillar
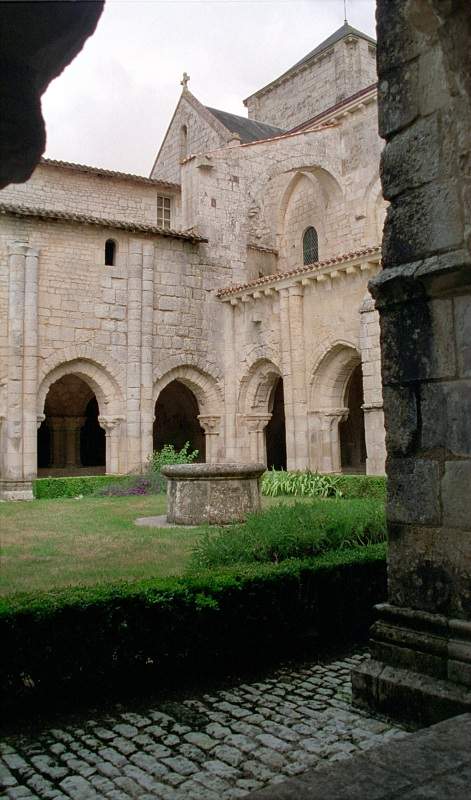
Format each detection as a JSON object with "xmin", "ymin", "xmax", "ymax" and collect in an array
[
  {"xmin": 352, "ymin": 0, "xmax": 471, "ymax": 724},
  {"xmin": 162, "ymin": 463, "xmax": 265, "ymax": 525}
]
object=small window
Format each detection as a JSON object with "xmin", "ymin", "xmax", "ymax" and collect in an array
[
  {"xmin": 105, "ymin": 238, "xmax": 116, "ymax": 266},
  {"xmin": 180, "ymin": 124, "xmax": 188, "ymax": 160},
  {"xmin": 303, "ymin": 227, "xmax": 319, "ymax": 265},
  {"xmin": 157, "ymin": 196, "xmax": 171, "ymax": 229}
]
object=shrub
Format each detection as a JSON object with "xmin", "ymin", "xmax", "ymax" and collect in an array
[
  {"xmin": 262, "ymin": 469, "xmax": 343, "ymax": 498},
  {"xmin": 191, "ymin": 498, "xmax": 386, "ymax": 568},
  {"xmin": 0, "ymin": 544, "xmax": 386, "ymax": 715},
  {"xmin": 261, "ymin": 470, "xmax": 387, "ymax": 501},
  {"xmin": 33, "ymin": 475, "xmax": 125, "ymax": 499},
  {"xmin": 99, "ymin": 442, "xmax": 200, "ymax": 496}
]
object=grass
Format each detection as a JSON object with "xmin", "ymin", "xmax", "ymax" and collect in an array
[{"xmin": 0, "ymin": 494, "xmax": 313, "ymax": 597}]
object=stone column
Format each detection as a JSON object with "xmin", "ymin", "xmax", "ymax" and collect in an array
[
  {"xmin": 98, "ymin": 415, "xmax": 124, "ymax": 475},
  {"xmin": 244, "ymin": 414, "xmax": 272, "ymax": 464},
  {"xmin": 127, "ymin": 239, "xmax": 143, "ymax": 473},
  {"xmin": 277, "ymin": 288, "xmax": 296, "ymax": 470},
  {"xmin": 312, "ymin": 408, "xmax": 349, "ymax": 473},
  {"xmin": 359, "ymin": 294, "xmax": 386, "ymax": 475},
  {"xmin": 288, "ymin": 284, "xmax": 309, "ymax": 469},
  {"xmin": 22, "ymin": 247, "xmax": 39, "ymax": 482},
  {"xmin": 49, "ymin": 416, "xmax": 65, "ymax": 467},
  {"xmin": 140, "ymin": 241, "xmax": 155, "ymax": 468},
  {"xmin": 352, "ymin": 0, "xmax": 471, "ymax": 724},
  {"xmin": 63, "ymin": 416, "xmax": 85, "ymax": 468},
  {"xmin": 198, "ymin": 415, "xmax": 221, "ymax": 464}
]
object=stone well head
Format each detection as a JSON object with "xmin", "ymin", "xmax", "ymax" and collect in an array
[{"xmin": 161, "ymin": 462, "xmax": 266, "ymax": 525}]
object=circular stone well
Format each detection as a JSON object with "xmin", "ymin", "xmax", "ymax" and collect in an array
[{"xmin": 161, "ymin": 462, "xmax": 266, "ymax": 525}]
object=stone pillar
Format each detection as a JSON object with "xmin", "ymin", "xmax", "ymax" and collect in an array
[
  {"xmin": 127, "ymin": 239, "xmax": 143, "ymax": 472},
  {"xmin": 98, "ymin": 415, "xmax": 124, "ymax": 475},
  {"xmin": 244, "ymin": 414, "xmax": 272, "ymax": 464},
  {"xmin": 277, "ymin": 288, "xmax": 296, "ymax": 470},
  {"xmin": 311, "ymin": 408, "xmax": 349, "ymax": 473},
  {"xmin": 0, "ymin": 242, "xmax": 38, "ymax": 500},
  {"xmin": 140, "ymin": 241, "xmax": 155, "ymax": 468},
  {"xmin": 49, "ymin": 416, "xmax": 65, "ymax": 467},
  {"xmin": 223, "ymin": 302, "xmax": 238, "ymax": 463},
  {"xmin": 198, "ymin": 415, "xmax": 221, "ymax": 464},
  {"xmin": 352, "ymin": 0, "xmax": 471, "ymax": 724},
  {"xmin": 359, "ymin": 294, "xmax": 386, "ymax": 475},
  {"xmin": 63, "ymin": 416, "xmax": 85, "ymax": 467},
  {"xmin": 287, "ymin": 284, "xmax": 309, "ymax": 469}
]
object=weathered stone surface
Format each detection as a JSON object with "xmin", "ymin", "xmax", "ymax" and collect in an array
[
  {"xmin": 441, "ymin": 461, "xmax": 471, "ymax": 528},
  {"xmin": 387, "ymin": 459, "xmax": 441, "ymax": 525},
  {"xmin": 163, "ymin": 463, "xmax": 265, "ymax": 525}
]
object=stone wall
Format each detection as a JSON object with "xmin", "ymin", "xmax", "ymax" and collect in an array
[
  {"xmin": 245, "ymin": 34, "xmax": 377, "ymax": 130},
  {"xmin": 0, "ymin": 162, "xmax": 181, "ymax": 228},
  {"xmin": 352, "ymin": 0, "xmax": 471, "ymax": 724}
]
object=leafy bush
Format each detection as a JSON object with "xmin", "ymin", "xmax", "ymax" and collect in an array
[
  {"xmin": 191, "ymin": 498, "xmax": 386, "ymax": 568},
  {"xmin": 262, "ymin": 469, "xmax": 343, "ymax": 498},
  {"xmin": 33, "ymin": 475, "xmax": 125, "ymax": 499},
  {"xmin": 99, "ymin": 442, "xmax": 199, "ymax": 496},
  {"xmin": 335, "ymin": 474, "xmax": 387, "ymax": 500},
  {"xmin": 0, "ymin": 544, "xmax": 386, "ymax": 715}
]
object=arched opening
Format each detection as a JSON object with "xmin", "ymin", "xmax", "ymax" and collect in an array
[
  {"xmin": 303, "ymin": 226, "xmax": 319, "ymax": 265},
  {"xmin": 339, "ymin": 364, "xmax": 367, "ymax": 473},
  {"xmin": 266, "ymin": 378, "xmax": 287, "ymax": 469},
  {"xmin": 105, "ymin": 238, "xmax": 116, "ymax": 266},
  {"xmin": 153, "ymin": 379, "xmax": 205, "ymax": 461},
  {"xmin": 38, "ymin": 374, "xmax": 106, "ymax": 475},
  {"xmin": 180, "ymin": 124, "xmax": 188, "ymax": 161}
]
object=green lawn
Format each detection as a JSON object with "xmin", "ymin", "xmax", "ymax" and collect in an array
[{"xmin": 0, "ymin": 494, "xmax": 307, "ymax": 597}]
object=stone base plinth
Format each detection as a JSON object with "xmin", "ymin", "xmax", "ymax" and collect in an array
[
  {"xmin": 352, "ymin": 603, "xmax": 471, "ymax": 725},
  {"xmin": 0, "ymin": 479, "xmax": 34, "ymax": 501},
  {"xmin": 161, "ymin": 462, "xmax": 265, "ymax": 525}
]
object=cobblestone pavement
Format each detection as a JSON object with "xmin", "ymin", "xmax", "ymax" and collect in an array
[{"xmin": 0, "ymin": 652, "xmax": 408, "ymax": 800}]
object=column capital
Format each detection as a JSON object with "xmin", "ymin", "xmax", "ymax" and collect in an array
[
  {"xmin": 244, "ymin": 413, "xmax": 272, "ymax": 433},
  {"xmin": 98, "ymin": 414, "xmax": 125, "ymax": 433},
  {"xmin": 197, "ymin": 414, "xmax": 221, "ymax": 434},
  {"xmin": 36, "ymin": 414, "xmax": 46, "ymax": 430}
]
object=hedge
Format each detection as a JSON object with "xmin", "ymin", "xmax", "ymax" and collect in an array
[
  {"xmin": 0, "ymin": 543, "xmax": 386, "ymax": 714},
  {"xmin": 33, "ymin": 475, "xmax": 126, "ymax": 499},
  {"xmin": 335, "ymin": 474, "xmax": 386, "ymax": 500}
]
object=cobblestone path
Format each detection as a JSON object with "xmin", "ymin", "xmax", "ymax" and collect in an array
[{"xmin": 0, "ymin": 652, "xmax": 407, "ymax": 800}]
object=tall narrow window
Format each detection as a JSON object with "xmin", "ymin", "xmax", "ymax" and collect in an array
[
  {"xmin": 303, "ymin": 226, "xmax": 319, "ymax": 265},
  {"xmin": 105, "ymin": 238, "xmax": 116, "ymax": 266},
  {"xmin": 180, "ymin": 124, "xmax": 188, "ymax": 161},
  {"xmin": 157, "ymin": 196, "xmax": 171, "ymax": 229}
]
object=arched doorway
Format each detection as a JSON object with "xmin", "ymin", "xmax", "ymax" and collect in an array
[
  {"xmin": 339, "ymin": 364, "xmax": 367, "ymax": 472},
  {"xmin": 153, "ymin": 380, "xmax": 205, "ymax": 461},
  {"xmin": 38, "ymin": 374, "xmax": 105, "ymax": 474},
  {"xmin": 266, "ymin": 378, "xmax": 287, "ymax": 469}
]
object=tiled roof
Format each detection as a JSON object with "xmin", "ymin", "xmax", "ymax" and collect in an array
[
  {"xmin": 217, "ymin": 246, "xmax": 381, "ymax": 296},
  {"xmin": 41, "ymin": 158, "xmax": 180, "ymax": 190},
  {"xmin": 206, "ymin": 108, "xmax": 285, "ymax": 143},
  {"xmin": 0, "ymin": 202, "xmax": 207, "ymax": 243}
]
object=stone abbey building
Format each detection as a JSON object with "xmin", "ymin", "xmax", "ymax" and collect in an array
[{"xmin": 0, "ymin": 22, "xmax": 387, "ymax": 499}]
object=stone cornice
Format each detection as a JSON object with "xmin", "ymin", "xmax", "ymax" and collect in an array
[{"xmin": 217, "ymin": 247, "xmax": 381, "ymax": 302}]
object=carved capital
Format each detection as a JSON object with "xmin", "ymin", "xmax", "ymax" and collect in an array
[
  {"xmin": 244, "ymin": 413, "xmax": 272, "ymax": 433},
  {"xmin": 98, "ymin": 415, "xmax": 124, "ymax": 434},
  {"xmin": 197, "ymin": 414, "xmax": 221, "ymax": 435},
  {"xmin": 36, "ymin": 414, "xmax": 46, "ymax": 430}
]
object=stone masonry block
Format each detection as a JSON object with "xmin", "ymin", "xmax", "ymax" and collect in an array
[
  {"xmin": 441, "ymin": 461, "xmax": 471, "ymax": 529},
  {"xmin": 378, "ymin": 62, "xmax": 419, "ymax": 140},
  {"xmin": 383, "ymin": 385, "xmax": 418, "ymax": 456},
  {"xmin": 387, "ymin": 458, "xmax": 441, "ymax": 525},
  {"xmin": 381, "ymin": 297, "xmax": 456, "ymax": 384},
  {"xmin": 421, "ymin": 381, "xmax": 471, "ymax": 456},
  {"xmin": 381, "ymin": 114, "xmax": 441, "ymax": 200},
  {"xmin": 454, "ymin": 295, "xmax": 471, "ymax": 377},
  {"xmin": 382, "ymin": 181, "xmax": 464, "ymax": 267}
]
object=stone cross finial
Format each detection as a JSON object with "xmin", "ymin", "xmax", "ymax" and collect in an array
[{"xmin": 181, "ymin": 72, "xmax": 190, "ymax": 90}]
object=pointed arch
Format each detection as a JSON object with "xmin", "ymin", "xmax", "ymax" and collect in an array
[
  {"xmin": 153, "ymin": 365, "xmax": 222, "ymax": 414},
  {"xmin": 238, "ymin": 357, "xmax": 282, "ymax": 415},
  {"xmin": 310, "ymin": 340, "xmax": 361, "ymax": 411}
]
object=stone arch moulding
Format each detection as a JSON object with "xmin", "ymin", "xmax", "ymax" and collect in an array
[
  {"xmin": 152, "ymin": 364, "xmax": 223, "ymax": 415},
  {"xmin": 363, "ymin": 173, "xmax": 388, "ymax": 244},
  {"xmin": 38, "ymin": 346, "xmax": 125, "ymax": 392},
  {"xmin": 37, "ymin": 357, "xmax": 124, "ymax": 419},
  {"xmin": 238, "ymin": 357, "xmax": 282, "ymax": 416},
  {"xmin": 310, "ymin": 340, "xmax": 361, "ymax": 411}
]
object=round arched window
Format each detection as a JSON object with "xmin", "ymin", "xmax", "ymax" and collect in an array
[
  {"xmin": 303, "ymin": 227, "xmax": 319, "ymax": 265},
  {"xmin": 105, "ymin": 239, "xmax": 117, "ymax": 266}
]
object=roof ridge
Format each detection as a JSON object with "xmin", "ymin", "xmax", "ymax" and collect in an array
[{"xmin": 40, "ymin": 158, "xmax": 180, "ymax": 189}]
